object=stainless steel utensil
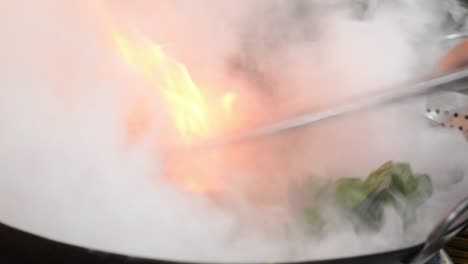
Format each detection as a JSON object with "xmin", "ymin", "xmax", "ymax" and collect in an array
[
  {"xmin": 441, "ymin": 32, "xmax": 468, "ymax": 40},
  {"xmin": 187, "ymin": 66, "xmax": 468, "ymax": 151},
  {"xmin": 425, "ymin": 92, "xmax": 468, "ymax": 140}
]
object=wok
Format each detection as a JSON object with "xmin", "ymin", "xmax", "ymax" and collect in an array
[
  {"xmin": 1, "ymin": 2, "xmax": 468, "ymax": 264},
  {"xmin": 0, "ymin": 196, "xmax": 466, "ymax": 264},
  {"xmin": 1, "ymin": 64, "xmax": 468, "ymax": 264},
  {"xmin": 1, "ymin": 47, "xmax": 468, "ymax": 264}
]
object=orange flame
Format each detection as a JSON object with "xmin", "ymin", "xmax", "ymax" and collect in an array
[
  {"xmin": 111, "ymin": 29, "xmax": 238, "ymax": 194},
  {"xmin": 111, "ymin": 30, "xmax": 236, "ymax": 144}
]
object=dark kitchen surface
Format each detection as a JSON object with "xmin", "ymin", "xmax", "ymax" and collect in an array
[{"xmin": 445, "ymin": 230, "xmax": 468, "ymax": 264}]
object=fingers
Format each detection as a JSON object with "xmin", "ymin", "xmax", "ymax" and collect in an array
[{"xmin": 437, "ymin": 40, "xmax": 468, "ymax": 72}]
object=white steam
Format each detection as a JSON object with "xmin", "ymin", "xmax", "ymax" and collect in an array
[{"xmin": 0, "ymin": 0, "xmax": 467, "ymax": 262}]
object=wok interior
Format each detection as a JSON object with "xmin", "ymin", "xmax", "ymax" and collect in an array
[{"xmin": 162, "ymin": 97, "xmax": 468, "ymax": 255}]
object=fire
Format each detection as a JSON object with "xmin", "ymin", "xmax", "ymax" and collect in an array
[
  {"xmin": 111, "ymin": 29, "xmax": 238, "ymax": 194},
  {"xmin": 111, "ymin": 29, "xmax": 236, "ymax": 144},
  {"xmin": 222, "ymin": 93, "xmax": 237, "ymax": 114}
]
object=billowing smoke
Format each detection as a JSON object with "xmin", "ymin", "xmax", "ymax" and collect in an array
[{"xmin": 0, "ymin": 0, "xmax": 467, "ymax": 262}]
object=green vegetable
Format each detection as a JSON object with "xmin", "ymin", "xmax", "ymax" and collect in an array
[
  {"xmin": 298, "ymin": 161, "xmax": 433, "ymax": 235},
  {"xmin": 389, "ymin": 162, "xmax": 417, "ymax": 195},
  {"xmin": 335, "ymin": 178, "xmax": 371, "ymax": 209},
  {"xmin": 409, "ymin": 173, "xmax": 432, "ymax": 205}
]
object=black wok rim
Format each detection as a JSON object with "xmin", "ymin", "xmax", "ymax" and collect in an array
[{"xmin": 0, "ymin": 220, "xmax": 425, "ymax": 264}]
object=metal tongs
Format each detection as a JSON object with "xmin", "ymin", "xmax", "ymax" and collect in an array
[{"xmin": 185, "ymin": 66, "xmax": 468, "ymax": 151}]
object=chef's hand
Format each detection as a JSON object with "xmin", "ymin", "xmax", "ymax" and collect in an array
[{"xmin": 437, "ymin": 39, "xmax": 468, "ymax": 72}]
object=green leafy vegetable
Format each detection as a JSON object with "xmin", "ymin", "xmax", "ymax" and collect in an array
[
  {"xmin": 335, "ymin": 178, "xmax": 372, "ymax": 209},
  {"xmin": 298, "ymin": 161, "xmax": 433, "ymax": 234}
]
